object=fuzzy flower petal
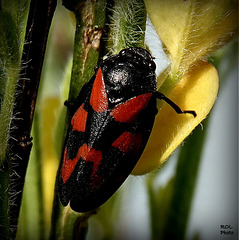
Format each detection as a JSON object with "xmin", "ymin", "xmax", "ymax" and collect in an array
[
  {"xmin": 132, "ymin": 61, "xmax": 219, "ymax": 175},
  {"xmin": 144, "ymin": 0, "xmax": 238, "ymax": 81}
]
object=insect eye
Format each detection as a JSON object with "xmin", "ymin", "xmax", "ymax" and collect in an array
[{"xmin": 148, "ymin": 61, "xmax": 156, "ymax": 71}]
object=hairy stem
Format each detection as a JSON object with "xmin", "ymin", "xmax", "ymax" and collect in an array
[{"xmin": 0, "ymin": 0, "xmax": 57, "ymax": 239}]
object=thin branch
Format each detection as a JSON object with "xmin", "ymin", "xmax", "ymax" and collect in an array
[{"xmin": 7, "ymin": 0, "xmax": 57, "ymax": 238}]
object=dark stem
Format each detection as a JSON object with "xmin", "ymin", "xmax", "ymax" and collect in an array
[{"xmin": 7, "ymin": 0, "xmax": 57, "ymax": 238}]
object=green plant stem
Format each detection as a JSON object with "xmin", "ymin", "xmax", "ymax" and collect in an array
[
  {"xmin": 0, "ymin": 0, "xmax": 57, "ymax": 239},
  {"xmin": 68, "ymin": 0, "xmax": 107, "ymax": 102},
  {"xmin": 0, "ymin": 71, "xmax": 20, "ymax": 235},
  {"xmin": 50, "ymin": 1, "xmax": 107, "ymax": 239},
  {"xmin": 51, "ymin": 0, "xmax": 147, "ymax": 238},
  {"xmin": 0, "ymin": 1, "xmax": 30, "ymax": 238},
  {"xmin": 159, "ymin": 74, "xmax": 181, "ymax": 96},
  {"xmin": 147, "ymin": 175, "xmax": 174, "ymax": 240},
  {"xmin": 106, "ymin": 0, "xmax": 146, "ymax": 54},
  {"xmin": 162, "ymin": 120, "xmax": 209, "ymax": 239},
  {"xmin": 0, "ymin": 0, "xmax": 29, "ymax": 166},
  {"xmin": 148, "ymin": 120, "xmax": 209, "ymax": 240}
]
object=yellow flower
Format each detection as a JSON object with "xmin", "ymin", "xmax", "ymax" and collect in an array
[
  {"xmin": 132, "ymin": 0, "xmax": 237, "ymax": 174},
  {"xmin": 145, "ymin": 0, "xmax": 238, "ymax": 85},
  {"xmin": 133, "ymin": 61, "xmax": 218, "ymax": 174}
]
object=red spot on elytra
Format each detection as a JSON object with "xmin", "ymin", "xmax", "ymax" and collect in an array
[
  {"xmin": 110, "ymin": 93, "xmax": 152, "ymax": 123},
  {"xmin": 71, "ymin": 104, "xmax": 88, "ymax": 132},
  {"xmin": 62, "ymin": 144, "xmax": 103, "ymax": 183},
  {"xmin": 90, "ymin": 67, "xmax": 108, "ymax": 112},
  {"xmin": 112, "ymin": 131, "xmax": 142, "ymax": 155}
]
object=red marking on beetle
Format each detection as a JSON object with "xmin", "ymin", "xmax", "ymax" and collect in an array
[
  {"xmin": 112, "ymin": 131, "xmax": 142, "ymax": 154},
  {"xmin": 71, "ymin": 104, "xmax": 88, "ymax": 132},
  {"xmin": 62, "ymin": 144, "xmax": 102, "ymax": 183},
  {"xmin": 90, "ymin": 67, "xmax": 108, "ymax": 112},
  {"xmin": 62, "ymin": 148, "xmax": 74, "ymax": 183},
  {"xmin": 110, "ymin": 93, "xmax": 152, "ymax": 123}
]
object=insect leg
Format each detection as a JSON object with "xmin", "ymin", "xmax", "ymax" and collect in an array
[{"xmin": 155, "ymin": 92, "xmax": 197, "ymax": 117}]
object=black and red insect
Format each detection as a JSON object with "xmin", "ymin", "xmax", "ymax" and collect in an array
[{"xmin": 57, "ymin": 47, "xmax": 196, "ymax": 212}]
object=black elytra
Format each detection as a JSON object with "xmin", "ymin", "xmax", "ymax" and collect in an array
[{"xmin": 57, "ymin": 47, "xmax": 196, "ymax": 212}]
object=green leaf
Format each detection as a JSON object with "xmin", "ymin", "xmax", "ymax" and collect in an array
[{"xmin": 0, "ymin": 1, "xmax": 30, "ymax": 238}]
